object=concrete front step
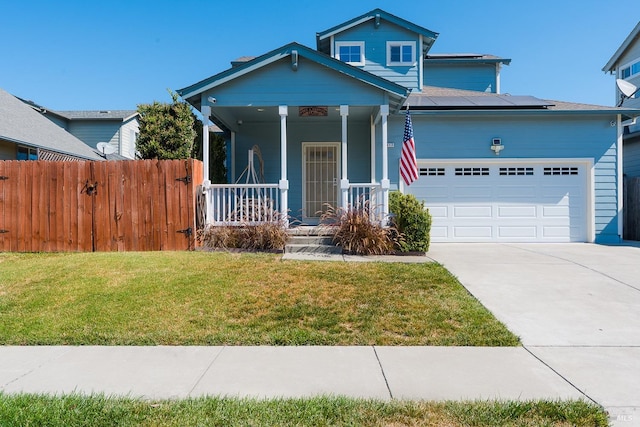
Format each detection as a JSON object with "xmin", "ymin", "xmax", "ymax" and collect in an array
[
  {"xmin": 285, "ymin": 234, "xmax": 341, "ymax": 254},
  {"xmin": 285, "ymin": 243, "xmax": 342, "ymax": 255}
]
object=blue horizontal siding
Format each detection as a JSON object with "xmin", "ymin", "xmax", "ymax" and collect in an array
[
  {"xmin": 208, "ymin": 57, "xmax": 390, "ymax": 107},
  {"xmin": 382, "ymin": 113, "xmax": 621, "ymax": 241},
  {"xmin": 425, "ymin": 63, "xmax": 497, "ymax": 92},
  {"xmin": 334, "ymin": 20, "xmax": 421, "ymax": 90}
]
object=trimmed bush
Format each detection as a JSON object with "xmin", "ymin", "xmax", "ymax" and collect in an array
[{"xmin": 389, "ymin": 191, "xmax": 431, "ymax": 253}]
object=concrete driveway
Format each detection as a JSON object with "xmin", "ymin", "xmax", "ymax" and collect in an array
[{"xmin": 428, "ymin": 243, "xmax": 640, "ymax": 425}]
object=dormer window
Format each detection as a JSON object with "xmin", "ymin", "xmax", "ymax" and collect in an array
[
  {"xmin": 335, "ymin": 41, "xmax": 365, "ymax": 66},
  {"xmin": 387, "ymin": 41, "xmax": 416, "ymax": 66}
]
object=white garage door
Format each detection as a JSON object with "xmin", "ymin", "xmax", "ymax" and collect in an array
[{"xmin": 407, "ymin": 162, "xmax": 588, "ymax": 242}]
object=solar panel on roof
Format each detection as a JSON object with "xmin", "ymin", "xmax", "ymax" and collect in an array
[{"xmin": 407, "ymin": 94, "xmax": 554, "ymax": 109}]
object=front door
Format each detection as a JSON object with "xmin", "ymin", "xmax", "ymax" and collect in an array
[{"xmin": 302, "ymin": 143, "xmax": 340, "ymax": 222}]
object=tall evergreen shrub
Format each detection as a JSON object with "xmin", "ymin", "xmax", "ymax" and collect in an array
[{"xmin": 389, "ymin": 191, "xmax": 431, "ymax": 253}]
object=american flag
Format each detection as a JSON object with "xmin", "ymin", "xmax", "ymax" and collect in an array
[{"xmin": 400, "ymin": 109, "xmax": 418, "ymax": 186}]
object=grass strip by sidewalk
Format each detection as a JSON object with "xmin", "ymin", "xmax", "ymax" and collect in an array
[
  {"xmin": 0, "ymin": 394, "xmax": 609, "ymax": 427},
  {"xmin": 0, "ymin": 251, "xmax": 519, "ymax": 346}
]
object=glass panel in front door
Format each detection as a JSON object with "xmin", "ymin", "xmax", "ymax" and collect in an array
[{"xmin": 304, "ymin": 144, "xmax": 338, "ymax": 218}]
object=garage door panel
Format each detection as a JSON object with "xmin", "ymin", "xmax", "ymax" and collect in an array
[
  {"xmin": 411, "ymin": 161, "xmax": 588, "ymax": 242},
  {"xmin": 430, "ymin": 226, "xmax": 448, "ymax": 238},
  {"xmin": 497, "ymin": 226, "xmax": 537, "ymax": 238},
  {"xmin": 543, "ymin": 205, "xmax": 570, "ymax": 217},
  {"xmin": 497, "ymin": 206, "xmax": 537, "ymax": 218},
  {"xmin": 454, "ymin": 226, "xmax": 492, "ymax": 238},
  {"xmin": 427, "ymin": 205, "xmax": 448, "ymax": 218},
  {"xmin": 543, "ymin": 226, "xmax": 572, "ymax": 238},
  {"xmin": 453, "ymin": 205, "xmax": 492, "ymax": 218}
]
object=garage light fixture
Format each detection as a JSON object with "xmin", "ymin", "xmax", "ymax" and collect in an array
[{"xmin": 491, "ymin": 138, "xmax": 503, "ymax": 155}]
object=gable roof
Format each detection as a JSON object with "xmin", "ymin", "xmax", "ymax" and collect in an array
[
  {"xmin": 0, "ymin": 88, "xmax": 102, "ymax": 160},
  {"xmin": 603, "ymin": 21, "xmax": 640, "ymax": 72},
  {"xmin": 176, "ymin": 42, "xmax": 410, "ymax": 112},
  {"xmin": 316, "ymin": 8, "xmax": 439, "ymax": 56}
]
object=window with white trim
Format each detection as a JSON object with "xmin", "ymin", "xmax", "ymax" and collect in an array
[
  {"xmin": 387, "ymin": 41, "xmax": 416, "ymax": 66},
  {"xmin": 620, "ymin": 59, "xmax": 640, "ymax": 80},
  {"xmin": 335, "ymin": 42, "xmax": 365, "ymax": 66}
]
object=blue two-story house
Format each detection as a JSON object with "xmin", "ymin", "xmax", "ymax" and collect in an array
[{"xmin": 178, "ymin": 9, "xmax": 639, "ymax": 243}]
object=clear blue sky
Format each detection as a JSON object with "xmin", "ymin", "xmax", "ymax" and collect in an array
[{"xmin": 1, "ymin": 0, "xmax": 637, "ymax": 111}]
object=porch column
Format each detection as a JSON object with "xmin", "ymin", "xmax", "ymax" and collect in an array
[
  {"xmin": 279, "ymin": 105, "xmax": 289, "ymax": 224},
  {"xmin": 340, "ymin": 105, "xmax": 349, "ymax": 209},
  {"xmin": 201, "ymin": 106, "xmax": 211, "ymax": 186},
  {"xmin": 380, "ymin": 105, "xmax": 390, "ymax": 223},
  {"xmin": 370, "ymin": 115, "xmax": 376, "ymax": 183}
]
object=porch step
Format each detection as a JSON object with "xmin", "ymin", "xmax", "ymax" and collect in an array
[{"xmin": 285, "ymin": 228, "xmax": 341, "ymax": 255}]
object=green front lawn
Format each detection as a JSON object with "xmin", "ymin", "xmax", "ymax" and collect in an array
[
  {"xmin": 0, "ymin": 394, "xmax": 609, "ymax": 427},
  {"xmin": 0, "ymin": 251, "xmax": 518, "ymax": 346}
]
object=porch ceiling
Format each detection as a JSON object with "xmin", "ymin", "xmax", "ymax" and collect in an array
[{"xmin": 211, "ymin": 105, "xmax": 378, "ymax": 132}]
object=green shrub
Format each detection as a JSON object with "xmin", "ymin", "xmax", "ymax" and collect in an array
[
  {"xmin": 320, "ymin": 202, "xmax": 398, "ymax": 255},
  {"xmin": 389, "ymin": 191, "xmax": 431, "ymax": 253}
]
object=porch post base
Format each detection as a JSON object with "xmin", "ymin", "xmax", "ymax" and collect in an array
[
  {"xmin": 279, "ymin": 179, "xmax": 289, "ymax": 226},
  {"xmin": 380, "ymin": 179, "xmax": 390, "ymax": 225}
]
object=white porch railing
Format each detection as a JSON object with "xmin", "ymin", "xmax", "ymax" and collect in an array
[
  {"xmin": 206, "ymin": 184, "xmax": 281, "ymax": 225},
  {"xmin": 204, "ymin": 182, "xmax": 383, "ymax": 225},
  {"xmin": 347, "ymin": 183, "xmax": 384, "ymax": 223}
]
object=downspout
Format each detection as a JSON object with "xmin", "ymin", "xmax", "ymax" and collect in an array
[
  {"xmin": 617, "ymin": 114, "xmax": 624, "ymax": 241},
  {"xmin": 201, "ymin": 106, "xmax": 211, "ymax": 186}
]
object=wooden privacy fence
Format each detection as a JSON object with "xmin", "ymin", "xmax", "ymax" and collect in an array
[
  {"xmin": 624, "ymin": 177, "xmax": 640, "ymax": 241},
  {"xmin": 0, "ymin": 159, "xmax": 203, "ymax": 252}
]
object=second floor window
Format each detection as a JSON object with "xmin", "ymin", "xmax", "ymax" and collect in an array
[
  {"xmin": 335, "ymin": 42, "xmax": 365, "ymax": 66},
  {"xmin": 620, "ymin": 60, "xmax": 640, "ymax": 80},
  {"xmin": 387, "ymin": 41, "xmax": 416, "ymax": 66}
]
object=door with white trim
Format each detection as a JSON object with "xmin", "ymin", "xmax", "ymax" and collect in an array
[{"xmin": 302, "ymin": 143, "xmax": 340, "ymax": 221}]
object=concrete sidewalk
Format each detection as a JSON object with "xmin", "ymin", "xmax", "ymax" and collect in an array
[{"xmin": 0, "ymin": 346, "xmax": 583, "ymax": 402}]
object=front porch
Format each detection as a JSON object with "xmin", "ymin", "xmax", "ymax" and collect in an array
[{"xmin": 200, "ymin": 104, "xmax": 393, "ymax": 227}]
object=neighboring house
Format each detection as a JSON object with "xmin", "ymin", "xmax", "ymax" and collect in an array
[
  {"xmin": 21, "ymin": 100, "xmax": 140, "ymax": 160},
  {"xmin": 603, "ymin": 21, "xmax": 640, "ymax": 178},
  {"xmin": 0, "ymin": 88, "xmax": 102, "ymax": 161},
  {"xmin": 178, "ymin": 8, "xmax": 639, "ymax": 243}
]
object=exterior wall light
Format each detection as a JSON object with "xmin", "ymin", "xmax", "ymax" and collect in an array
[{"xmin": 491, "ymin": 138, "xmax": 504, "ymax": 155}]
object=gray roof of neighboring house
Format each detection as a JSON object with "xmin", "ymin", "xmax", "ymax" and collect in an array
[
  {"xmin": 56, "ymin": 110, "xmax": 138, "ymax": 121},
  {"xmin": 0, "ymin": 88, "xmax": 103, "ymax": 160},
  {"xmin": 603, "ymin": 21, "xmax": 640, "ymax": 72}
]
